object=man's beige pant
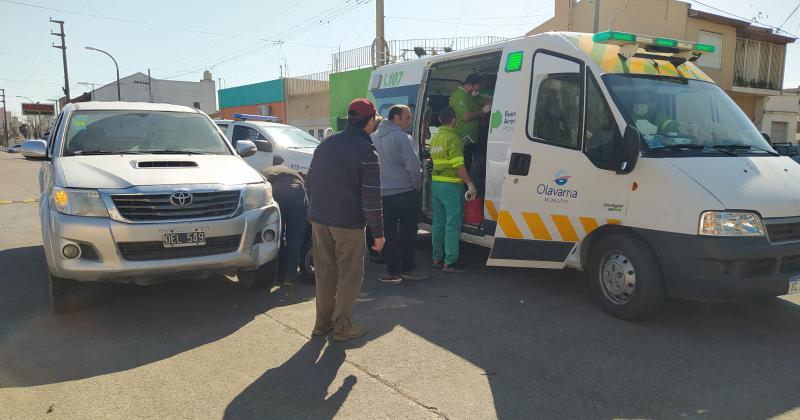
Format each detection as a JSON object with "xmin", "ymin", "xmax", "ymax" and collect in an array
[{"xmin": 311, "ymin": 221, "xmax": 366, "ymax": 333}]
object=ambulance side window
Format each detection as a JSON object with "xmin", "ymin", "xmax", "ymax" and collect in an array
[
  {"xmin": 527, "ymin": 51, "xmax": 583, "ymax": 149},
  {"xmin": 584, "ymin": 71, "xmax": 619, "ymax": 169}
]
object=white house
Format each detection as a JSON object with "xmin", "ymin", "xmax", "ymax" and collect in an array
[{"xmin": 89, "ymin": 71, "xmax": 217, "ymax": 115}]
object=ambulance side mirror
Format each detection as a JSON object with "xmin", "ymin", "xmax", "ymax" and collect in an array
[{"xmin": 615, "ymin": 125, "xmax": 641, "ymax": 175}]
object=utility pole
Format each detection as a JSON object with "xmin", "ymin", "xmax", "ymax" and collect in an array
[
  {"xmin": 0, "ymin": 89, "xmax": 8, "ymax": 147},
  {"xmin": 50, "ymin": 19, "xmax": 70, "ymax": 103},
  {"xmin": 593, "ymin": 0, "xmax": 601, "ymax": 33},
  {"xmin": 374, "ymin": 0, "xmax": 387, "ymax": 67}
]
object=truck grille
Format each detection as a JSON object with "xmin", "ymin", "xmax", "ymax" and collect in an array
[
  {"xmin": 765, "ymin": 221, "xmax": 800, "ymax": 243},
  {"xmin": 118, "ymin": 235, "xmax": 241, "ymax": 261},
  {"xmin": 110, "ymin": 190, "xmax": 241, "ymax": 221}
]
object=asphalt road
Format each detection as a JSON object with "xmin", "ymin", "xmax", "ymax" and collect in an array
[{"xmin": 2, "ymin": 152, "xmax": 800, "ymax": 419}]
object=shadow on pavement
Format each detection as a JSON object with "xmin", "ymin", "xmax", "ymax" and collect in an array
[
  {"xmin": 229, "ymin": 238, "xmax": 800, "ymax": 419},
  {"xmin": 224, "ymin": 336, "xmax": 358, "ymax": 420},
  {"xmin": 0, "ymin": 245, "xmax": 310, "ymax": 388}
]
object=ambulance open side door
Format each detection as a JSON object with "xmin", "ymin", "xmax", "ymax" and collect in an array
[{"xmin": 486, "ymin": 46, "xmax": 633, "ymax": 268}]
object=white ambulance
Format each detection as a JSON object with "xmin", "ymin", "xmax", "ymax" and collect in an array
[{"xmin": 369, "ymin": 31, "xmax": 799, "ymax": 320}]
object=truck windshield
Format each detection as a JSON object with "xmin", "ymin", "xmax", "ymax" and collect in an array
[
  {"xmin": 63, "ymin": 111, "xmax": 231, "ymax": 156},
  {"xmin": 603, "ymin": 74, "xmax": 776, "ymax": 156},
  {"xmin": 265, "ymin": 126, "xmax": 320, "ymax": 149}
]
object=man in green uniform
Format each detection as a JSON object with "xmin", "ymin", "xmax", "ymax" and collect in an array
[
  {"xmin": 449, "ymin": 73, "xmax": 492, "ymax": 171},
  {"xmin": 430, "ymin": 107, "xmax": 477, "ymax": 273}
]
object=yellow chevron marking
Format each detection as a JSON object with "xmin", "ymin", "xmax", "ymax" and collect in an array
[
  {"xmin": 579, "ymin": 217, "xmax": 600, "ymax": 235},
  {"xmin": 551, "ymin": 214, "xmax": 579, "ymax": 242},
  {"xmin": 497, "ymin": 210, "xmax": 524, "ymax": 239},
  {"xmin": 484, "ymin": 199, "xmax": 498, "ymax": 221},
  {"xmin": 607, "ymin": 219, "xmax": 622, "ymax": 225},
  {"xmin": 522, "ymin": 212, "xmax": 553, "ymax": 240}
]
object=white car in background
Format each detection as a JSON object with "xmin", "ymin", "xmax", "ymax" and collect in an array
[{"xmin": 214, "ymin": 114, "xmax": 319, "ymax": 174}]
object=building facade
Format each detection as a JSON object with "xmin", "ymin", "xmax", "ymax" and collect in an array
[
  {"xmin": 85, "ymin": 71, "xmax": 217, "ymax": 114},
  {"xmin": 528, "ymin": 0, "xmax": 798, "ymax": 141}
]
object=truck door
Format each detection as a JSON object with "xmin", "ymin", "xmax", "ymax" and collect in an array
[
  {"xmin": 487, "ymin": 49, "xmax": 632, "ymax": 268},
  {"xmin": 231, "ymin": 124, "xmax": 274, "ymax": 172}
]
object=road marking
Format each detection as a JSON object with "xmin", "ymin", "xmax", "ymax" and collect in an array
[{"xmin": 0, "ymin": 198, "xmax": 38, "ymax": 205}]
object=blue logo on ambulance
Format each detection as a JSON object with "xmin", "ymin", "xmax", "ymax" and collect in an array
[{"xmin": 553, "ymin": 171, "xmax": 572, "ymax": 186}]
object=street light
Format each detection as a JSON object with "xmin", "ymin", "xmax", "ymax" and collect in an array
[
  {"xmin": 15, "ymin": 95, "xmax": 36, "ymax": 103},
  {"xmin": 85, "ymin": 46, "xmax": 121, "ymax": 101}
]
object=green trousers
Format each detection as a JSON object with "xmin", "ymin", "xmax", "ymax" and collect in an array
[{"xmin": 431, "ymin": 182, "xmax": 463, "ymax": 265}]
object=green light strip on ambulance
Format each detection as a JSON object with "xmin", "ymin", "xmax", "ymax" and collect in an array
[
  {"xmin": 505, "ymin": 51, "xmax": 523, "ymax": 72},
  {"xmin": 655, "ymin": 38, "xmax": 678, "ymax": 48},
  {"xmin": 593, "ymin": 31, "xmax": 636, "ymax": 43},
  {"xmin": 694, "ymin": 43, "xmax": 715, "ymax": 53}
]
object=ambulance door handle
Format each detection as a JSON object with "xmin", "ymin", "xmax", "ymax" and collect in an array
[{"xmin": 508, "ymin": 153, "xmax": 531, "ymax": 176}]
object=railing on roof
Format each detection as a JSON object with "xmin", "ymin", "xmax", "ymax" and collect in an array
[
  {"xmin": 331, "ymin": 36, "xmax": 509, "ymax": 72},
  {"xmin": 286, "ymin": 71, "xmax": 330, "ymax": 96}
]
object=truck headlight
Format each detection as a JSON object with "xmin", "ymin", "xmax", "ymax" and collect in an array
[
  {"xmin": 53, "ymin": 187, "xmax": 109, "ymax": 217},
  {"xmin": 243, "ymin": 182, "xmax": 273, "ymax": 211},
  {"xmin": 699, "ymin": 211, "xmax": 764, "ymax": 237}
]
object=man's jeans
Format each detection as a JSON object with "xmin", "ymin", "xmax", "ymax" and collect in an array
[
  {"xmin": 275, "ymin": 187, "xmax": 308, "ymax": 278},
  {"xmin": 382, "ymin": 190, "xmax": 419, "ymax": 275}
]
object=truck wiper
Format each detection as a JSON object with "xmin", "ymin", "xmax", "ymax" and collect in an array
[
  {"xmin": 143, "ymin": 150, "xmax": 213, "ymax": 155},
  {"xmin": 70, "ymin": 150, "xmax": 151, "ymax": 156},
  {"xmin": 713, "ymin": 144, "xmax": 780, "ymax": 156},
  {"xmin": 651, "ymin": 144, "xmax": 738, "ymax": 156}
]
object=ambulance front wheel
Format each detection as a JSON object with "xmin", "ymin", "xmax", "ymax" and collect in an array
[{"xmin": 589, "ymin": 234, "xmax": 666, "ymax": 320}]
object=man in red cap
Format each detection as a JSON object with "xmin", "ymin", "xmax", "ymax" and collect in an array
[{"xmin": 306, "ymin": 98, "xmax": 385, "ymax": 342}]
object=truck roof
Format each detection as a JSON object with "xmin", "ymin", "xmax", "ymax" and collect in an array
[{"xmin": 63, "ymin": 101, "xmax": 203, "ymax": 113}]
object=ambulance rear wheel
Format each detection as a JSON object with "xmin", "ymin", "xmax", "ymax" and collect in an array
[{"xmin": 589, "ymin": 234, "xmax": 665, "ymax": 320}]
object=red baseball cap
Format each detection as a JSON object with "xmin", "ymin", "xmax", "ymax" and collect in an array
[{"xmin": 348, "ymin": 98, "xmax": 376, "ymax": 119}]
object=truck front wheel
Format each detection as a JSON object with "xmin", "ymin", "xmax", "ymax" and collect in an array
[{"xmin": 588, "ymin": 234, "xmax": 666, "ymax": 320}]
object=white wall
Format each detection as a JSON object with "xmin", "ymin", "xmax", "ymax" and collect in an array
[
  {"xmin": 760, "ymin": 94, "xmax": 799, "ymax": 143},
  {"xmin": 92, "ymin": 73, "xmax": 217, "ymax": 114}
]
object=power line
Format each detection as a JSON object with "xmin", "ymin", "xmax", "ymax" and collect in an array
[
  {"xmin": 778, "ymin": 1, "xmax": 800, "ymax": 31},
  {"xmin": 161, "ymin": 0, "xmax": 372, "ymax": 80},
  {"xmin": 386, "ymin": 16, "xmax": 545, "ymax": 26},
  {"xmin": 690, "ymin": 0, "xmax": 799, "ymax": 38},
  {"xmin": 387, "ymin": 15, "xmax": 548, "ymax": 21}
]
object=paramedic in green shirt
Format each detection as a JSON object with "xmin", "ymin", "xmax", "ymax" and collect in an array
[
  {"xmin": 430, "ymin": 107, "xmax": 477, "ymax": 273},
  {"xmin": 449, "ymin": 73, "xmax": 492, "ymax": 171}
]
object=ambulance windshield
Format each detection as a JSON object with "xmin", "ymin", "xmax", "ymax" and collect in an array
[{"xmin": 603, "ymin": 74, "xmax": 776, "ymax": 156}]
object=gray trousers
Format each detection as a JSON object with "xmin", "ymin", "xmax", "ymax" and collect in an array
[{"xmin": 311, "ymin": 221, "xmax": 366, "ymax": 333}]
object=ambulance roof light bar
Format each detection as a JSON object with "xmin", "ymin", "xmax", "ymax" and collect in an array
[
  {"xmin": 232, "ymin": 113, "xmax": 279, "ymax": 122},
  {"xmin": 592, "ymin": 31, "xmax": 715, "ymax": 57}
]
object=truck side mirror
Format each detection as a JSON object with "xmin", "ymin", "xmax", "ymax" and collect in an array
[
  {"xmin": 761, "ymin": 132, "xmax": 772, "ymax": 145},
  {"xmin": 615, "ymin": 125, "xmax": 641, "ymax": 175},
  {"xmin": 236, "ymin": 140, "xmax": 257, "ymax": 158}
]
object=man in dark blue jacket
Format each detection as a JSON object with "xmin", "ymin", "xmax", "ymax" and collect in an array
[{"xmin": 306, "ymin": 98, "xmax": 384, "ymax": 342}]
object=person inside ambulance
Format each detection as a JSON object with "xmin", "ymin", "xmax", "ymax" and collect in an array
[
  {"xmin": 449, "ymin": 74, "xmax": 492, "ymax": 172},
  {"xmin": 626, "ymin": 91, "xmax": 677, "ymax": 138}
]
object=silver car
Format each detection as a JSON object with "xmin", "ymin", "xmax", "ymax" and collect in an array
[{"xmin": 28, "ymin": 102, "xmax": 281, "ymax": 312}]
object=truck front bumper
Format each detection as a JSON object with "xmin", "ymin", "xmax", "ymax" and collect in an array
[
  {"xmin": 46, "ymin": 203, "xmax": 281, "ymax": 283},
  {"xmin": 637, "ymin": 228, "xmax": 800, "ymax": 301}
]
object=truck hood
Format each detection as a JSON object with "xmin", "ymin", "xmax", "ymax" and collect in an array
[
  {"xmin": 668, "ymin": 156, "xmax": 800, "ymax": 218},
  {"xmin": 58, "ymin": 155, "xmax": 264, "ymax": 189}
]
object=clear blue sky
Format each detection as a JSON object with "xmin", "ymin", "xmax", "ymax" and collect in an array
[{"xmin": 1, "ymin": 0, "xmax": 798, "ymax": 114}]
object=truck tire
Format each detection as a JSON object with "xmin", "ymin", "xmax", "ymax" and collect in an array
[
  {"xmin": 238, "ymin": 258, "xmax": 277, "ymax": 289},
  {"xmin": 588, "ymin": 234, "xmax": 666, "ymax": 320},
  {"xmin": 299, "ymin": 242, "xmax": 315, "ymax": 284},
  {"xmin": 49, "ymin": 274, "xmax": 86, "ymax": 313}
]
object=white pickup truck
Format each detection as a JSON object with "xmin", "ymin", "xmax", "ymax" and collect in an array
[{"xmin": 26, "ymin": 102, "xmax": 282, "ymax": 312}]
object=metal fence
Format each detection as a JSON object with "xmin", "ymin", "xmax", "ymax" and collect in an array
[
  {"xmin": 286, "ymin": 71, "xmax": 330, "ymax": 96},
  {"xmin": 331, "ymin": 36, "xmax": 509, "ymax": 72}
]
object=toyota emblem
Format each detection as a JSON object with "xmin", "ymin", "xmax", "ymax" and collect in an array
[{"xmin": 169, "ymin": 191, "xmax": 193, "ymax": 207}]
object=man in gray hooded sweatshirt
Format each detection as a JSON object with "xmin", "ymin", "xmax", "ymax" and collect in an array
[{"xmin": 372, "ymin": 104, "xmax": 427, "ymax": 283}]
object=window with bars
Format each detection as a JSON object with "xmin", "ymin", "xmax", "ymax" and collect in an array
[{"xmin": 734, "ymin": 38, "xmax": 785, "ymax": 90}]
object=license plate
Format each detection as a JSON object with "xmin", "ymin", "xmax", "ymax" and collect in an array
[
  {"xmin": 788, "ymin": 275, "xmax": 800, "ymax": 294},
  {"xmin": 163, "ymin": 230, "xmax": 206, "ymax": 248}
]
